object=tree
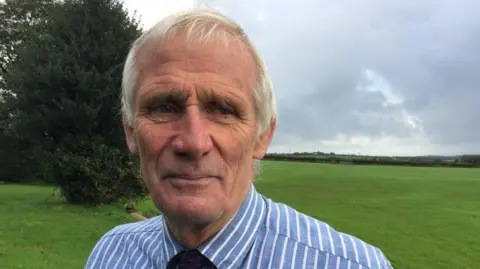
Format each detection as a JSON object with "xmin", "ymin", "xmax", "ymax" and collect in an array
[
  {"xmin": 462, "ymin": 155, "xmax": 480, "ymax": 164},
  {"xmin": 0, "ymin": 0, "xmax": 57, "ymax": 182},
  {"xmin": 0, "ymin": 0, "xmax": 57, "ymax": 90},
  {"xmin": 3, "ymin": 0, "xmax": 147, "ymax": 204}
]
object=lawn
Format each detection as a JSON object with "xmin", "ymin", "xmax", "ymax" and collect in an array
[
  {"xmin": 0, "ymin": 184, "xmax": 158, "ymax": 269},
  {"xmin": 256, "ymin": 161, "xmax": 480, "ymax": 269},
  {"xmin": 1, "ymin": 161, "xmax": 479, "ymax": 268}
]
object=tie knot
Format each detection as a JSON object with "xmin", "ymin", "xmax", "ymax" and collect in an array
[
  {"xmin": 181, "ymin": 249, "xmax": 204, "ymax": 262},
  {"xmin": 168, "ymin": 249, "xmax": 217, "ymax": 269}
]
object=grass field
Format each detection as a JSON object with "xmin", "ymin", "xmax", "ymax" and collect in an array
[{"xmin": 1, "ymin": 161, "xmax": 479, "ymax": 268}]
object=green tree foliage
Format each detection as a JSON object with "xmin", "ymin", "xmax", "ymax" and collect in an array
[
  {"xmin": 0, "ymin": 0, "xmax": 57, "ymax": 182},
  {"xmin": 0, "ymin": 0, "xmax": 57, "ymax": 89},
  {"xmin": 461, "ymin": 155, "xmax": 480, "ymax": 164},
  {"xmin": 3, "ymin": 0, "xmax": 148, "ymax": 204}
]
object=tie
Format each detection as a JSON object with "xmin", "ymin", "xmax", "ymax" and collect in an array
[{"xmin": 167, "ymin": 249, "xmax": 217, "ymax": 269}]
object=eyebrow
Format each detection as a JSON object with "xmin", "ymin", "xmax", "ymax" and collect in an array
[
  {"xmin": 137, "ymin": 88, "xmax": 188, "ymax": 108},
  {"xmin": 143, "ymin": 85, "xmax": 245, "ymax": 101},
  {"xmin": 198, "ymin": 87, "xmax": 247, "ymax": 107}
]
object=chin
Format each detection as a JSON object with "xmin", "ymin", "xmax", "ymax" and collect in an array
[{"xmin": 154, "ymin": 194, "xmax": 224, "ymax": 224}]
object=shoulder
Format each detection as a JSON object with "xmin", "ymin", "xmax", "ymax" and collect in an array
[
  {"xmin": 263, "ymin": 198, "xmax": 393, "ymax": 268},
  {"xmin": 84, "ymin": 216, "xmax": 164, "ymax": 269},
  {"xmin": 102, "ymin": 215, "xmax": 163, "ymax": 238}
]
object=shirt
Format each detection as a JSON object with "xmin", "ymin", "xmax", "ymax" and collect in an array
[{"xmin": 84, "ymin": 184, "xmax": 394, "ymax": 269}]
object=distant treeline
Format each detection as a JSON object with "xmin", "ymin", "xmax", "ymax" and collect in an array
[{"xmin": 264, "ymin": 153, "xmax": 480, "ymax": 168}]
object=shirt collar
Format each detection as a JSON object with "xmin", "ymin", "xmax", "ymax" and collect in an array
[{"xmin": 161, "ymin": 184, "xmax": 266, "ymax": 268}]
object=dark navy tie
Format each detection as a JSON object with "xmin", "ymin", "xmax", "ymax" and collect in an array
[{"xmin": 167, "ymin": 249, "xmax": 217, "ymax": 269}]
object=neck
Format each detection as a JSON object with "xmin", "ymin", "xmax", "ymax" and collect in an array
[
  {"xmin": 164, "ymin": 214, "xmax": 232, "ymax": 249},
  {"xmin": 164, "ymin": 185, "xmax": 251, "ymax": 249}
]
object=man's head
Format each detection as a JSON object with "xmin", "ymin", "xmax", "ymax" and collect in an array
[{"xmin": 121, "ymin": 8, "xmax": 276, "ymax": 228}]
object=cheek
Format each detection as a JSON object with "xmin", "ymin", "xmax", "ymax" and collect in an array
[
  {"xmin": 136, "ymin": 123, "xmax": 170, "ymax": 159},
  {"xmin": 136, "ymin": 124, "xmax": 171, "ymax": 190},
  {"xmin": 214, "ymin": 127, "xmax": 256, "ymax": 165}
]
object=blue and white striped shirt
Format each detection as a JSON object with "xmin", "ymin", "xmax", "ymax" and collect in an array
[{"xmin": 85, "ymin": 184, "xmax": 393, "ymax": 268}]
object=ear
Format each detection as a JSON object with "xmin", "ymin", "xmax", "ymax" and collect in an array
[
  {"xmin": 122, "ymin": 113, "xmax": 138, "ymax": 155},
  {"xmin": 253, "ymin": 117, "xmax": 277, "ymax": 159}
]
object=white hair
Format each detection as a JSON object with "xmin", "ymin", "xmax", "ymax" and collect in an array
[{"xmin": 121, "ymin": 8, "xmax": 276, "ymax": 178}]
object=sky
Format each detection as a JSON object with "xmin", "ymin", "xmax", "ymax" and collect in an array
[{"xmin": 122, "ymin": 0, "xmax": 480, "ymax": 156}]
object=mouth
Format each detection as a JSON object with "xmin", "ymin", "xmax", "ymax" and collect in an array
[
  {"xmin": 163, "ymin": 173, "xmax": 217, "ymax": 189},
  {"xmin": 163, "ymin": 172, "xmax": 219, "ymax": 181}
]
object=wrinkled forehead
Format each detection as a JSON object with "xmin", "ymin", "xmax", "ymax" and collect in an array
[{"xmin": 135, "ymin": 32, "xmax": 257, "ymax": 91}]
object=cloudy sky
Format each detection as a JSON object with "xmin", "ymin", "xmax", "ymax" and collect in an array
[{"xmin": 122, "ymin": 0, "xmax": 480, "ymax": 156}]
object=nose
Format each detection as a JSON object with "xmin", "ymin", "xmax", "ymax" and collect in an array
[{"xmin": 170, "ymin": 107, "xmax": 213, "ymax": 160}]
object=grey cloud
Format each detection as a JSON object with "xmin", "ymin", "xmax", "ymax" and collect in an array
[{"xmin": 204, "ymin": 0, "xmax": 480, "ymax": 154}]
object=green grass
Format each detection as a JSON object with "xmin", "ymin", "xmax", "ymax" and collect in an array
[
  {"xmin": 1, "ymin": 161, "xmax": 479, "ymax": 268},
  {"xmin": 0, "ymin": 184, "xmax": 157, "ymax": 268},
  {"xmin": 256, "ymin": 161, "xmax": 480, "ymax": 269}
]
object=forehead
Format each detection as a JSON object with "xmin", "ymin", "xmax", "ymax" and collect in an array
[{"xmin": 136, "ymin": 33, "xmax": 257, "ymax": 93}]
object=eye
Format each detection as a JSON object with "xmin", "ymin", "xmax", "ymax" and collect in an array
[
  {"xmin": 148, "ymin": 101, "xmax": 181, "ymax": 114},
  {"xmin": 207, "ymin": 101, "xmax": 238, "ymax": 116}
]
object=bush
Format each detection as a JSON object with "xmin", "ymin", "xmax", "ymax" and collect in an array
[
  {"xmin": 45, "ymin": 143, "xmax": 147, "ymax": 205},
  {"xmin": 263, "ymin": 154, "xmax": 480, "ymax": 168}
]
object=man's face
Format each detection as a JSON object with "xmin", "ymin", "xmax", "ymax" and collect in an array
[{"xmin": 123, "ymin": 34, "xmax": 275, "ymax": 225}]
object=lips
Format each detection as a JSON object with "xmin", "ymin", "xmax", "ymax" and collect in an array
[
  {"xmin": 168, "ymin": 176, "xmax": 211, "ymax": 180},
  {"xmin": 163, "ymin": 172, "xmax": 218, "ymax": 181},
  {"xmin": 163, "ymin": 172, "xmax": 217, "ymax": 189}
]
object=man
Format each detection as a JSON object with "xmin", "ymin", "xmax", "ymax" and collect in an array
[{"xmin": 85, "ymin": 8, "xmax": 393, "ymax": 269}]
